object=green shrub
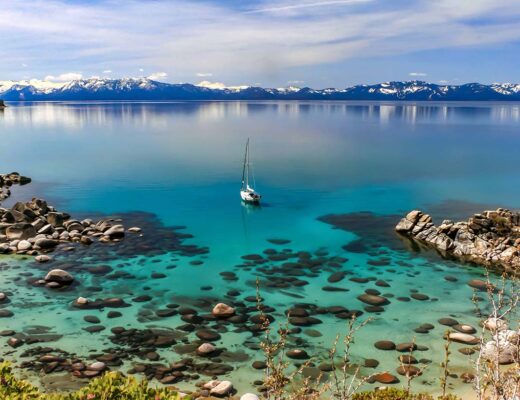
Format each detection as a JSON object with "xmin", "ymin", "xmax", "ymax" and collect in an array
[
  {"xmin": 351, "ymin": 388, "xmax": 461, "ymax": 400},
  {"xmin": 0, "ymin": 362, "xmax": 186, "ymax": 400}
]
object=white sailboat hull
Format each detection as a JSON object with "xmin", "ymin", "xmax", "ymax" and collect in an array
[{"xmin": 240, "ymin": 189, "xmax": 261, "ymax": 203}]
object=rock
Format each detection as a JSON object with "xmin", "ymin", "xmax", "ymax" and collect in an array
[
  {"xmin": 128, "ymin": 227, "xmax": 141, "ymax": 233},
  {"xmin": 88, "ymin": 362, "xmax": 106, "ymax": 371},
  {"xmin": 44, "ymin": 269, "xmax": 74, "ymax": 284},
  {"xmin": 453, "ymin": 324, "xmax": 477, "ymax": 334},
  {"xmin": 212, "ymin": 303, "xmax": 235, "ymax": 318},
  {"xmin": 438, "ymin": 318, "xmax": 459, "ymax": 326},
  {"xmin": 481, "ymin": 329, "xmax": 519, "ymax": 365},
  {"xmin": 7, "ymin": 337, "xmax": 24, "ymax": 348},
  {"xmin": 483, "ymin": 317, "xmax": 508, "ymax": 332},
  {"xmin": 468, "ymin": 279, "xmax": 492, "ymax": 291},
  {"xmin": 75, "ymin": 297, "xmax": 89, "ymax": 305},
  {"xmin": 397, "ymin": 365, "xmax": 421, "ymax": 377},
  {"xmin": 286, "ymin": 349, "xmax": 309, "ymax": 359},
  {"xmin": 84, "ymin": 315, "xmax": 101, "ymax": 324},
  {"xmin": 395, "ymin": 210, "xmax": 422, "ymax": 232},
  {"xmin": 241, "ymin": 394, "xmax": 260, "ymax": 400},
  {"xmin": 396, "ymin": 208, "xmax": 520, "ymax": 272},
  {"xmin": 373, "ymin": 372, "xmax": 398, "ymax": 384},
  {"xmin": 0, "ymin": 310, "xmax": 14, "ymax": 318},
  {"xmin": 374, "ymin": 340, "xmax": 395, "ymax": 350},
  {"xmin": 357, "ymin": 293, "xmax": 389, "ymax": 306},
  {"xmin": 35, "ymin": 238, "xmax": 59, "ymax": 249},
  {"xmin": 35, "ymin": 255, "xmax": 51, "ymax": 263},
  {"xmin": 396, "ymin": 342, "xmax": 418, "ymax": 352},
  {"xmin": 47, "ymin": 212, "xmax": 65, "ymax": 227},
  {"xmin": 6, "ymin": 223, "xmax": 36, "ymax": 240},
  {"xmin": 0, "ymin": 292, "xmax": 7, "ymax": 302},
  {"xmin": 104, "ymin": 225, "xmax": 125, "ymax": 239},
  {"xmin": 210, "ymin": 380, "xmax": 233, "ymax": 396},
  {"xmin": 252, "ymin": 361, "xmax": 267, "ymax": 369},
  {"xmin": 447, "ymin": 332, "xmax": 480, "ymax": 345},
  {"xmin": 17, "ymin": 240, "xmax": 32, "ymax": 251},
  {"xmin": 197, "ymin": 343, "xmax": 217, "ymax": 356}
]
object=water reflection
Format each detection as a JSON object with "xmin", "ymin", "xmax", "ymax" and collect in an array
[{"xmin": 1, "ymin": 101, "xmax": 520, "ymax": 128}]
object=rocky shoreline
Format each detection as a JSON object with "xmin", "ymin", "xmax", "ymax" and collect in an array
[
  {"xmin": 396, "ymin": 208, "xmax": 520, "ymax": 273},
  {"xmin": 0, "ymin": 172, "xmax": 141, "ymax": 270}
]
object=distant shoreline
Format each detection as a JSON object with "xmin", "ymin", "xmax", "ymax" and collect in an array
[{"xmin": 2, "ymin": 79, "xmax": 520, "ymax": 101}]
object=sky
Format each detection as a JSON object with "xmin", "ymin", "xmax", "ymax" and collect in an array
[{"xmin": 1, "ymin": 0, "xmax": 520, "ymax": 88}]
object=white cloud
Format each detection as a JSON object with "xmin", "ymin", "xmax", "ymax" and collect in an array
[
  {"xmin": 102, "ymin": 69, "xmax": 112, "ymax": 74},
  {"xmin": 439, "ymin": 80, "xmax": 449, "ymax": 84},
  {"xmin": 139, "ymin": 68, "xmax": 144, "ymax": 72},
  {"xmin": 196, "ymin": 72, "xmax": 213, "ymax": 77},
  {"xmin": 196, "ymin": 80, "xmax": 226, "ymax": 89},
  {"xmin": 1, "ymin": 0, "xmax": 520, "ymax": 82},
  {"xmin": 245, "ymin": 0, "xmax": 372, "ymax": 14},
  {"xmin": 287, "ymin": 80, "xmax": 304, "ymax": 84},
  {"xmin": 22, "ymin": 63, "xmax": 28, "ymax": 68},
  {"xmin": 409, "ymin": 72, "xmax": 427, "ymax": 77},
  {"xmin": 196, "ymin": 80, "xmax": 249, "ymax": 90},
  {"xmin": 147, "ymin": 71, "xmax": 168, "ymax": 80},
  {"xmin": 44, "ymin": 72, "xmax": 83, "ymax": 82}
]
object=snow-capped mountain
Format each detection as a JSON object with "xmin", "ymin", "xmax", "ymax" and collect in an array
[{"xmin": 1, "ymin": 78, "xmax": 520, "ymax": 101}]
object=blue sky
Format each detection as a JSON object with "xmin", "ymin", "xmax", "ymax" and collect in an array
[{"xmin": 1, "ymin": 0, "xmax": 520, "ymax": 87}]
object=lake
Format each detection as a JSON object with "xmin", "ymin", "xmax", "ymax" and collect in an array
[{"xmin": 1, "ymin": 101, "xmax": 519, "ymax": 396}]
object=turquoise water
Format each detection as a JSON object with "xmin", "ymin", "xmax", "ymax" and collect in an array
[{"xmin": 1, "ymin": 101, "xmax": 520, "ymax": 396}]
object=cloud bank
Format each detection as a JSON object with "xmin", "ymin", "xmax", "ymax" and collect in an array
[{"xmin": 0, "ymin": 0, "xmax": 519, "ymax": 85}]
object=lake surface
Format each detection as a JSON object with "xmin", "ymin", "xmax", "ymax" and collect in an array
[{"xmin": 1, "ymin": 101, "xmax": 520, "ymax": 396}]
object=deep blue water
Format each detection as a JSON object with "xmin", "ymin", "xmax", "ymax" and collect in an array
[{"xmin": 1, "ymin": 101, "xmax": 519, "ymax": 396}]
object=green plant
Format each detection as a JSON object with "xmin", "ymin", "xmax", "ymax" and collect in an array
[
  {"xmin": 0, "ymin": 362, "xmax": 185, "ymax": 400},
  {"xmin": 351, "ymin": 388, "xmax": 460, "ymax": 400}
]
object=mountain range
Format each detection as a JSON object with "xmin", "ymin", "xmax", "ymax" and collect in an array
[{"xmin": 1, "ymin": 78, "xmax": 520, "ymax": 101}]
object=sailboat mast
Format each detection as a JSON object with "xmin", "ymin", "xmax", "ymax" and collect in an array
[
  {"xmin": 241, "ymin": 138, "xmax": 249, "ymax": 190},
  {"xmin": 245, "ymin": 139, "xmax": 250, "ymax": 189}
]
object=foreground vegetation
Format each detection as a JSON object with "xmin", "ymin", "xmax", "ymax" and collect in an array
[{"xmin": 0, "ymin": 363, "xmax": 184, "ymax": 400}]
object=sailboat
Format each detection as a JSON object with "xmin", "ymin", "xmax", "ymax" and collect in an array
[{"xmin": 240, "ymin": 138, "xmax": 261, "ymax": 204}]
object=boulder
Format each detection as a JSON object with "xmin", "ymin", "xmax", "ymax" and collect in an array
[
  {"xmin": 104, "ymin": 225, "xmax": 125, "ymax": 239},
  {"xmin": 210, "ymin": 380, "xmax": 233, "ymax": 396},
  {"xmin": 47, "ymin": 212, "xmax": 65, "ymax": 227},
  {"xmin": 87, "ymin": 362, "xmax": 106, "ymax": 371},
  {"xmin": 35, "ymin": 255, "xmax": 51, "ymax": 263},
  {"xmin": 5, "ymin": 223, "xmax": 36, "ymax": 240},
  {"xmin": 481, "ymin": 329, "xmax": 519, "ymax": 365},
  {"xmin": 197, "ymin": 343, "xmax": 217, "ymax": 356},
  {"xmin": 35, "ymin": 238, "xmax": 59, "ymax": 249},
  {"xmin": 241, "ymin": 394, "xmax": 260, "ymax": 400},
  {"xmin": 17, "ymin": 240, "xmax": 32, "ymax": 251},
  {"xmin": 44, "ymin": 269, "xmax": 74, "ymax": 284},
  {"xmin": 212, "ymin": 303, "xmax": 235, "ymax": 318},
  {"xmin": 447, "ymin": 332, "xmax": 480, "ymax": 345},
  {"xmin": 483, "ymin": 317, "xmax": 508, "ymax": 332},
  {"xmin": 357, "ymin": 293, "xmax": 389, "ymax": 306}
]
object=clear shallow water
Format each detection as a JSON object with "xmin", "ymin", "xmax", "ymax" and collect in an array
[{"xmin": 1, "ymin": 101, "xmax": 520, "ymax": 396}]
